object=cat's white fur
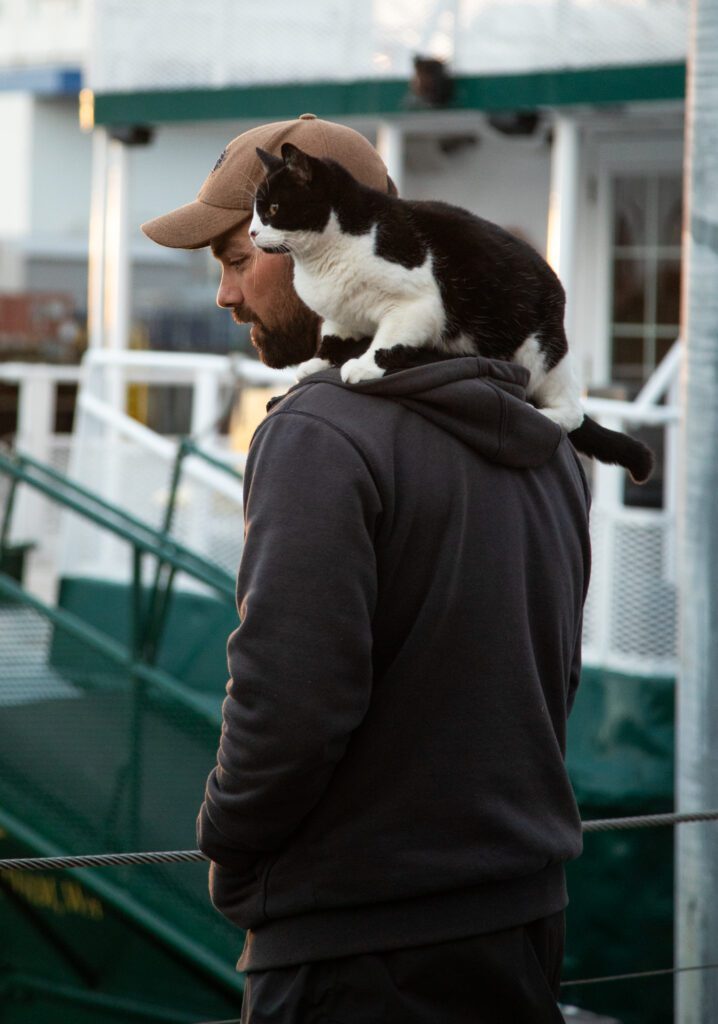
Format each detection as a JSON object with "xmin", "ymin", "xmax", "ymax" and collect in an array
[
  {"xmin": 514, "ymin": 335, "xmax": 583, "ymax": 431},
  {"xmin": 250, "ymin": 207, "xmax": 583, "ymax": 431}
]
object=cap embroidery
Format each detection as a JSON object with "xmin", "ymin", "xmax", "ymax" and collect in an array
[{"xmin": 212, "ymin": 148, "xmax": 228, "ymax": 173}]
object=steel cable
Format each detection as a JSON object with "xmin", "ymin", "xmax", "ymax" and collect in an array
[
  {"xmin": 189, "ymin": 962, "xmax": 718, "ymax": 1024},
  {"xmin": 561, "ymin": 961, "xmax": 718, "ymax": 987},
  {"xmin": 2, "ymin": 809, "xmax": 718, "ymax": 872}
]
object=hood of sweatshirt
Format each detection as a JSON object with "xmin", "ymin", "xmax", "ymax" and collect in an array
[{"xmin": 272, "ymin": 356, "xmax": 563, "ymax": 470}]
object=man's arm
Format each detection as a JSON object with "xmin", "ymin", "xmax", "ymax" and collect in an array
[
  {"xmin": 197, "ymin": 409, "xmax": 380, "ymax": 871},
  {"xmin": 566, "ymin": 613, "xmax": 583, "ymax": 716}
]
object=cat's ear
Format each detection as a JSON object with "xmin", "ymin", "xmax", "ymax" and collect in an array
[
  {"xmin": 255, "ymin": 148, "xmax": 284, "ymax": 175},
  {"xmin": 281, "ymin": 143, "xmax": 314, "ymax": 186}
]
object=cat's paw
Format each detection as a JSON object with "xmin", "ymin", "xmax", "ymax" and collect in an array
[
  {"xmin": 295, "ymin": 356, "xmax": 332, "ymax": 381},
  {"xmin": 340, "ymin": 356, "xmax": 385, "ymax": 384}
]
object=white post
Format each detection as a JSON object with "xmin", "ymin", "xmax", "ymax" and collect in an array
[
  {"xmin": 547, "ymin": 115, "xmax": 580, "ymax": 365},
  {"xmin": 15, "ymin": 373, "xmax": 56, "ymax": 543},
  {"xmin": 376, "ymin": 121, "xmax": 404, "ymax": 196},
  {"xmin": 590, "ymin": 417, "xmax": 624, "ymax": 666},
  {"xmin": 87, "ymin": 127, "xmax": 109, "ymax": 350},
  {"xmin": 103, "ymin": 137, "xmax": 131, "ymax": 414},
  {"xmin": 191, "ymin": 370, "xmax": 221, "ymax": 438},
  {"xmin": 676, "ymin": 0, "xmax": 718, "ymax": 1020},
  {"xmin": 99, "ymin": 137, "xmax": 132, "ymax": 558}
]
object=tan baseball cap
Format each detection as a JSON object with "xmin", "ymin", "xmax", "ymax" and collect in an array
[{"xmin": 141, "ymin": 113, "xmax": 392, "ymax": 249}]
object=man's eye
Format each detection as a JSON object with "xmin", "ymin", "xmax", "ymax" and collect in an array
[{"xmin": 269, "ymin": 203, "xmax": 279, "ymax": 216}]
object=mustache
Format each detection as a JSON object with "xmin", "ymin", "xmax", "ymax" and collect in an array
[{"xmin": 231, "ymin": 305, "xmax": 259, "ymax": 327}]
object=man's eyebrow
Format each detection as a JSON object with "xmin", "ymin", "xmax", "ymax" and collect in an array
[{"xmin": 211, "ymin": 242, "xmax": 250, "ymax": 263}]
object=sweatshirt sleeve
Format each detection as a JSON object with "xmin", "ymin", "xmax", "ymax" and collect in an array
[
  {"xmin": 566, "ymin": 612, "xmax": 583, "ymax": 716},
  {"xmin": 197, "ymin": 409, "xmax": 381, "ymax": 871}
]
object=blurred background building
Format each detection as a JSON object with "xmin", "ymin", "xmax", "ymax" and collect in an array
[
  {"xmin": 0, "ymin": 3, "xmax": 693, "ymax": 1023},
  {"xmin": 0, "ymin": 0, "xmax": 686, "ymax": 385}
]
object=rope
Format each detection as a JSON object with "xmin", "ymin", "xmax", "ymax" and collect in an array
[{"xmin": 1, "ymin": 809, "xmax": 718, "ymax": 872}]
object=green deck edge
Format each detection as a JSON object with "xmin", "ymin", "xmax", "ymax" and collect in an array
[
  {"xmin": 0, "ymin": 807, "xmax": 244, "ymax": 997},
  {"xmin": 93, "ymin": 63, "xmax": 686, "ymax": 125}
]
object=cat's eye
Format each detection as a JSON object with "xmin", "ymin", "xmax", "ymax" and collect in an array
[{"xmin": 269, "ymin": 203, "xmax": 279, "ymax": 217}]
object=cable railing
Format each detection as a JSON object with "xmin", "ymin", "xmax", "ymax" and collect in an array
[
  {"xmin": 2, "ymin": 808, "xmax": 717, "ymax": 873},
  {"xmin": 2, "ymin": 808, "xmax": 716, "ymax": 1018}
]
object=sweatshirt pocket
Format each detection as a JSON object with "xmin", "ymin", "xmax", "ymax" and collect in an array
[
  {"xmin": 262, "ymin": 840, "xmax": 317, "ymax": 920},
  {"xmin": 208, "ymin": 859, "xmax": 268, "ymax": 929}
]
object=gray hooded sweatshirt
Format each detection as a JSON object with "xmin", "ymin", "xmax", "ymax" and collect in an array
[{"xmin": 197, "ymin": 355, "xmax": 591, "ymax": 972}]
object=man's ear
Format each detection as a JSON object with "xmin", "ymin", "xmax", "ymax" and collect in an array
[
  {"xmin": 256, "ymin": 147, "xmax": 284, "ymax": 174},
  {"xmin": 281, "ymin": 143, "xmax": 314, "ymax": 186}
]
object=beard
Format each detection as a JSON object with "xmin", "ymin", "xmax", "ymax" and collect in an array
[{"xmin": 231, "ymin": 293, "xmax": 320, "ymax": 370}]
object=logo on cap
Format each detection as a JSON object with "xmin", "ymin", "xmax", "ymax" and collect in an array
[{"xmin": 212, "ymin": 148, "xmax": 228, "ymax": 173}]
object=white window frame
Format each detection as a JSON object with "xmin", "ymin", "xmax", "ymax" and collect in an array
[{"xmin": 577, "ymin": 126, "xmax": 683, "ymax": 389}]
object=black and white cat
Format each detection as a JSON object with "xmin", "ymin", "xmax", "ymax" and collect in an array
[{"xmin": 250, "ymin": 143, "xmax": 653, "ymax": 482}]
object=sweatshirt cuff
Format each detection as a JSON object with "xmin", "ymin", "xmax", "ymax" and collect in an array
[{"xmin": 196, "ymin": 802, "xmax": 260, "ymax": 873}]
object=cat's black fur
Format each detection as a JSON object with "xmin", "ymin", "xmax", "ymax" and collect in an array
[{"xmin": 253, "ymin": 144, "xmax": 653, "ymax": 483}]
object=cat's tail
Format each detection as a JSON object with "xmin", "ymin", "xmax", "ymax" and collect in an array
[{"xmin": 568, "ymin": 414, "xmax": 654, "ymax": 483}]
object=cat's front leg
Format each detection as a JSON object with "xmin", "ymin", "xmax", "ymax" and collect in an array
[
  {"xmin": 295, "ymin": 320, "xmax": 369, "ymax": 380},
  {"xmin": 341, "ymin": 299, "xmax": 443, "ymax": 384},
  {"xmin": 295, "ymin": 356, "xmax": 332, "ymax": 381}
]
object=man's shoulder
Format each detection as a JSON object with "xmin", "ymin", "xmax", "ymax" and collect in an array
[{"xmin": 266, "ymin": 375, "xmax": 391, "ymax": 436}]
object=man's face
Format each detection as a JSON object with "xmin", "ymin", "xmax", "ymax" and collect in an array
[{"xmin": 212, "ymin": 221, "xmax": 320, "ymax": 369}]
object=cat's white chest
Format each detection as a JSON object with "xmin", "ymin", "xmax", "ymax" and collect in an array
[{"xmin": 293, "ymin": 223, "xmax": 441, "ymax": 339}]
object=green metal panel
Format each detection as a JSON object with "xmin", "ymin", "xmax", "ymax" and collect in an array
[
  {"xmin": 0, "ymin": 831, "xmax": 243, "ymax": 1023},
  {"xmin": 92, "ymin": 63, "xmax": 686, "ymax": 126},
  {"xmin": 55, "ymin": 576, "xmax": 237, "ymax": 697},
  {"xmin": 564, "ymin": 667, "xmax": 675, "ymax": 1024},
  {"xmin": 0, "ymin": 577, "xmax": 246, "ymax": 1021}
]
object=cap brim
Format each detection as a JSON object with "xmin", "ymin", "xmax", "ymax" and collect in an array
[{"xmin": 141, "ymin": 199, "xmax": 251, "ymax": 250}]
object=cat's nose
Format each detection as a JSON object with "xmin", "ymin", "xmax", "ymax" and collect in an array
[{"xmin": 249, "ymin": 228, "xmax": 258, "ymax": 239}]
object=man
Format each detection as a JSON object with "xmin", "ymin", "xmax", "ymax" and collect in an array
[{"xmin": 143, "ymin": 114, "xmax": 591, "ymax": 1024}]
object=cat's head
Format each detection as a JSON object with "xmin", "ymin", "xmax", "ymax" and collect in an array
[{"xmin": 249, "ymin": 144, "xmax": 338, "ymax": 255}]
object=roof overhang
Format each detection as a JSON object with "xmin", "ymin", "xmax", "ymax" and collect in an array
[{"xmin": 90, "ymin": 63, "xmax": 686, "ymax": 127}]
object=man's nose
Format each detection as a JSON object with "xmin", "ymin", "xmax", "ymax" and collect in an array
[{"xmin": 216, "ymin": 271, "xmax": 243, "ymax": 309}]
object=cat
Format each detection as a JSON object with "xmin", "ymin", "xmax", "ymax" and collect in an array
[{"xmin": 250, "ymin": 143, "xmax": 653, "ymax": 483}]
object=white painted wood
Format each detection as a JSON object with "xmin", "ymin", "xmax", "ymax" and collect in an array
[
  {"xmin": 87, "ymin": 127, "xmax": 109, "ymax": 350},
  {"xmin": 547, "ymin": 115, "xmax": 580, "ymax": 354},
  {"xmin": 376, "ymin": 122, "xmax": 404, "ymax": 197}
]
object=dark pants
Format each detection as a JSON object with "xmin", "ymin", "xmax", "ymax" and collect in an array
[{"xmin": 240, "ymin": 911, "xmax": 565, "ymax": 1023}]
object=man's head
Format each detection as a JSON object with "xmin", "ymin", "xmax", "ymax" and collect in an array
[
  {"xmin": 209, "ymin": 221, "xmax": 319, "ymax": 369},
  {"xmin": 141, "ymin": 114, "xmax": 393, "ymax": 367}
]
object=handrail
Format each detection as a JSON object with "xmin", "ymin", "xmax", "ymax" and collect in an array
[
  {"xmin": 582, "ymin": 396, "xmax": 679, "ymax": 425},
  {"xmin": 77, "ymin": 392, "xmax": 244, "ymax": 499},
  {"xmin": 84, "ymin": 348, "xmax": 294, "ymax": 387},
  {"xmin": 0, "ymin": 363, "xmax": 83, "ymax": 384},
  {"xmin": 0, "ymin": 449, "xmax": 235, "ymax": 600},
  {"xmin": 634, "ymin": 339, "xmax": 682, "ymax": 408},
  {"xmin": 0, "ymin": 572, "xmax": 222, "ymax": 726},
  {"xmin": 582, "ymin": 338, "xmax": 682, "ymax": 425}
]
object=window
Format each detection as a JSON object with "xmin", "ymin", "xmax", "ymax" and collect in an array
[{"xmin": 610, "ymin": 174, "xmax": 682, "ymax": 393}]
